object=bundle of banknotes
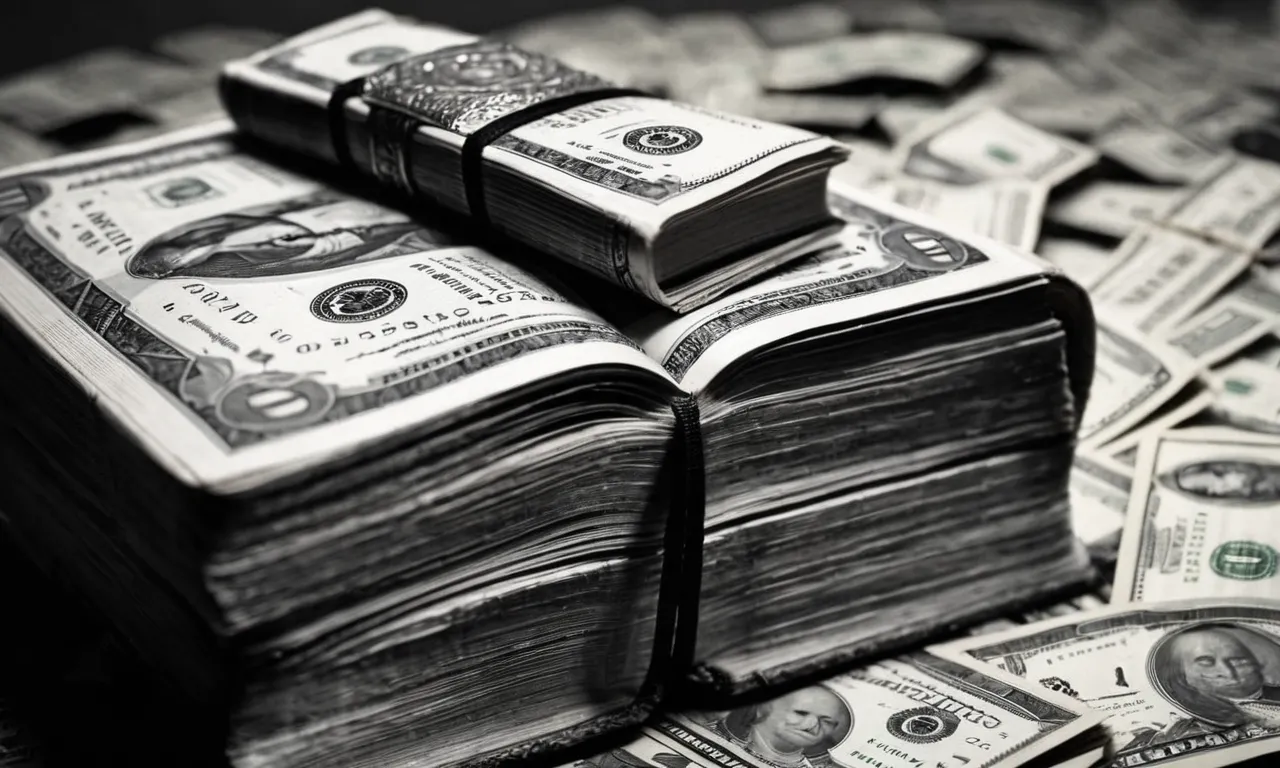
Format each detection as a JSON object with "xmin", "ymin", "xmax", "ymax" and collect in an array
[{"xmin": 0, "ymin": 0, "xmax": 1279, "ymax": 767}]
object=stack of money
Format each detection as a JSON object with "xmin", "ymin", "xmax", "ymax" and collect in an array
[
  {"xmin": 0, "ymin": 109, "xmax": 1095, "ymax": 766},
  {"xmin": 218, "ymin": 10, "xmax": 850, "ymax": 312}
]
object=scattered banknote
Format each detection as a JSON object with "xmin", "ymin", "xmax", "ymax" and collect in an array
[
  {"xmin": 1113, "ymin": 432, "xmax": 1280, "ymax": 604},
  {"xmin": 765, "ymin": 31, "xmax": 985, "ymax": 92},
  {"xmin": 1048, "ymin": 181, "xmax": 1184, "ymax": 240},
  {"xmin": 947, "ymin": 599, "xmax": 1280, "ymax": 767},
  {"xmin": 0, "ymin": 124, "xmax": 58, "ymax": 169},
  {"xmin": 569, "ymin": 649, "xmax": 1105, "ymax": 768}
]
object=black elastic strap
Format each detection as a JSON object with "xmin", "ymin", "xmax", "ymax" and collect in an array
[
  {"xmin": 327, "ymin": 77, "xmax": 642, "ymax": 224},
  {"xmin": 669, "ymin": 393, "xmax": 705, "ymax": 672},
  {"xmin": 636, "ymin": 393, "xmax": 705, "ymax": 702},
  {"xmin": 458, "ymin": 86, "xmax": 643, "ymax": 225}
]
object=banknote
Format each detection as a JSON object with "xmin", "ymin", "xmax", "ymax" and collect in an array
[
  {"xmin": 151, "ymin": 26, "xmax": 284, "ymax": 67},
  {"xmin": 1037, "ymin": 238, "xmax": 1120, "ymax": 291},
  {"xmin": 570, "ymin": 650, "xmax": 1103, "ymax": 768},
  {"xmin": 938, "ymin": 0, "xmax": 1096, "ymax": 53},
  {"xmin": 1078, "ymin": 318, "xmax": 1199, "ymax": 449},
  {"xmin": 746, "ymin": 93, "xmax": 884, "ymax": 131},
  {"xmin": 948, "ymin": 599, "xmax": 1280, "ymax": 767},
  {"xmin": 1092, "ymin": 226, "xmax": 1253, "ymax": 336},
  {"xmin": 1162, "ymin": 279, "xmax": 1280, "ymax": 368},
  {"xmin": 1208, "ymin": 358, "xmax": 1280, "ymax": 437},
  {"xmin": 1101, "ymin": 383, "xmax": 1215, "ymax": 456},
  {"xmin": 748, "ymin": 2, "xmax": 852, "ymax": 47},
  {"xmin": 874, "ymin": 97, "xmax": 950, "ymax": 143},
  {"xmin": 1160, "ymin": 156, "xmax": 1280, "ymax": 254},
  {"xmin": 0, "ymin": 122, "xmax": 665, "ymax": 492},
  {"xmin": 893, "ymin": 107, "xmax": 1099, "ymax": 188},
  {"xmin": 502, "ymin": 7, "xmax": 672, "ymax": 93},
  {"xmin": 1048, "ymin": 182, "xmax": 1184, "ymax": 240},
  {"xmin": 0, "ymin": 124, "xmax": 58, "ymax": 170},
  {"xmin": 1093, "ymin": 114, "xmax": 1231, "ymax": 185},
  {"xmin": 0, "ymin": 48, "xmax": 200, "ymax": 133},
  {"xmin": 1113, "ymin": 433, "xmax": 1280, "ymax": 604},
  {"xmin": 827, "ymin": 137, "xmax": 893, "ymax": 191},
  {"xmin": 630, "ymin": 181, "xmax": 1053, "ymax": 391},
  {"xmin": 1070, "ymin": 447, "xmax": 1134, "ymax": 557},
  {"xmin": 879, "ymin": 176, "xmax": 1046, "ymax": 253},
  {"xmin": 1006, "ymin": 90, "xmax": 1137, "ymax": 138},
  {"xmin": 764, "ymin": 32, "xmax": 985, "ymax": 91}
]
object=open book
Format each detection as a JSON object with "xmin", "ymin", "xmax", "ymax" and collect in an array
[{"xmin": 0, "ymin": 123, "xmax": 1093, "ymax": 768}]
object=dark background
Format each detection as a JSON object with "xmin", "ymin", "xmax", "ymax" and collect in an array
[{"xmin": 0, "ymin": 0, "xmax": 1273, "ymax": 80}]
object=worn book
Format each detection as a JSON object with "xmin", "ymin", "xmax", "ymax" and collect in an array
[{"xmin": 0, "ymin": 124, "xmax": 1094, "ymax": 767}]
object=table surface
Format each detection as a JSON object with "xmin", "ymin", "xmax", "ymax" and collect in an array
[{"xmin": 0, "ymin": 0, "xmax": 1271, "ymax": 81}]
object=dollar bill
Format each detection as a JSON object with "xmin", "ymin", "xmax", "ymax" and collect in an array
[
  {"xmin": 875, "ymin": 97, "xmax": 951, "ymax": 144},
  {"xmin": 1070, "ymin": 447, "xmax": 1134, "ymax": 557},
  {"xmin": 1208, "ymin": 358, "xmax": 1280, "ymax": 437},
  {"xmin": 1092, "ymin": 226, "xmax": 1253, "ymax": 337},
  {"xmin": 946, "ymin": 599, "xmax": 1280, "ymax": 767},
  {"xmin": 1093, "ymin": 114, "xmax": 1231, "ymax": 185},
  {"xmin": 0, "ymin": 124, "xmax": 58, "ymax": 170},
  {"xmin": 1113, "ymin": 432, "xmax": 1280, "ymax": 604},
  {"xmin": 502, "ymin": 6, "xmax": 673, "ymax": 94},
  {"xmin": 1159, "ymin": 88, "xmax": 1278, "ymax": 147},
  {"xmin": 1078, "ymin": 317, "xmax": 1199, "ymax": 449},
  {"xmin": 827, "ymin": 137, "xmax": 893, "ymax": 191},
  {"xmin": 630, "ymin": 181, "xmax": 1058, "ymax": 391},
  {"xmin": 878, "ymin": 176, "xmax": 1046, "ymax": 253},
  {"xmin": 570, "ymin": 649, "xmax": 1103, "ymax": 768},
  {"xmin": 1162, "ymin": 278, "xmax": 1280, "ymax": 368},
  {"xmin": 746, "ymin": 93, "xmax": 884, "ymax": 132},
  {"xmin": 1037, "ymin": 238, "xmax": 1121, "ymax": 291},
  {"xmin": 748, "ymin": 2, "xmax": 852, "ymax": 47},
  {"xmin": 937, "ymin": 0, "xmax": 1097, "ymax": 53},
  {"xmin": 0, "ymin": 48, "xmax": 200, "ymax": 133},
  {"xmin": 1102, "ymin": 384, "xmax": 1215, "ymax": 456},
  {"xmin": 764, "ymin": 32, "xmax": 985, "ymax": 92},
  {"xmin": 1048, "ymin": 182, "xmax": 1185, "ymax": 240},
  {"xmin": 893, "ymin": 107, "xmax": 1099, "ymax": 188},
  {"xmin": 0, "ymin": 122, "xmax": 668, "ymax": 493},
  {"xmin": 1160, "ymin": 155, "xmax": 1280, "ymax": 254}
]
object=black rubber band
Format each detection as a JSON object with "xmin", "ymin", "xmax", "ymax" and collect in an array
[
  {"xmin": 459, "ymin": 87, "xmax": 643, "ymax": 225},
  {"xmin": 327, "ymin": 75, "xmax": 642, "ymax": 224},
  {"xmin": 669, "ymin": 393, "xmax": 705, "ymax": 673},
  {"xmin": 637, "ymin": 393, "xmax": 705, "ymax": 701}
]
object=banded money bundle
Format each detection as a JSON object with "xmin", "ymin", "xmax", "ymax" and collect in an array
[
  {"xmin": 219, "ymin": 10, "xmax": 849, "ymax": 313},
  {"xmin": 0, "ymin": 122, "xmax": 1095, "ymax": 766}
]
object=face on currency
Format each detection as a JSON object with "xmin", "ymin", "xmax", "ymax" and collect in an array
[
  {"xmin": 1152, "ymin": 623, "xmax": 1280, "ymax": 725},
  {"xmin": 125, "ymin": 194, "xmax": 427, "ymax": 280},
  {"xmin": 1162, "ymin": 460, "xmax": 1280, "ymax": 503},
  {"xmin": 744, "ymin": 687, "xmax": 851, "ymax": 755}
]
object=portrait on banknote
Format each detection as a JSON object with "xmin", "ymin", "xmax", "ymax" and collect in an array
[
  {"xmin": 125, "ymin": 190, "xmax": 449, "ymax": 280},
  {"xmin": 1158, "ymin": 459, "xmax": 1280, "ymax": 504},
  {"xmin": 1148, "ymin": 623, "xmax": 1280, "ymax": 727},
  {"xmin": 688, "ymin": 686, "xmax": 852, "ymax": 768}
]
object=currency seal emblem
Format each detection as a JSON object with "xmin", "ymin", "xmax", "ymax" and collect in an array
[
  {"xmin": 885, "ymin": 707, "xmax": 960, "ymax": 744},
  {"xmin": 310, "ymin": 279, "xmax": 408, "ymax": 324},
  {"xmin": 879, "ymin": 224, "xmax": 970, "ymax": 272},
  {"xmin": 623, "ymin": 126, "xmax": 704, "ymax": 156},
  {"xmin": 1210, "ymin": 541, "xmax": 1278, "ymax": 581}
]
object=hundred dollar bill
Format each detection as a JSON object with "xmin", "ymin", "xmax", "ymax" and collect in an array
[
  {"xmin": 1078, "ymin": 317, "xmax": 1199, "ymax": 449},
  {"xmin": 874, "ymin": 97, "xmax": 950, "ymax": 144},
  {"xmin": 946, "ymin": 598, "xmax": 1280, "ymax": 767},
  {"xmin": 764, "ymin": 32, "xmax": 985, "ymax": 92},
  {"xmin": 1047, "ymin": 181, "xmax": 1184, "ymax": 240},
  {"xmin": 1208, "ymin": 358, "xmax": 1280, "ymax": 437},
  {"xmin": 1037, "ymin": 238, "xmax": 1120, "ymax": 291},
  {"xmin": 0, "ymin": 121, "xmax": 671, "ymax": 493},
  {"xmin": 1070, "ymin": 447, "xmax": 1134, "ymax": 560},
  {"xmin": 1093, "ymin": 114, "xmax": 1231, "ymax": 185},
  {"xmin": 745, "ymin": 93, "xmax": 884, "ymax": 132},
  {"xmin": 1091, "ymin": 226, "xmax": 1253, "ymax": 337},
  {"xmin": 1113, "ymin": 432, "xmax": 1280, "ymax": 604},
  {"xmin": 221, "ymin": 10, "xmax": 848, "ymax": 312},
  {"xmin": 1159, "ymin": 155, "xmax": 1280, "ymax": 254},
  {"xmin": 877, "ymin": 176, "xmax": 1046, "ymax": 253},
  {"xmin": 893, "ymin": 106, "xmax": 1099, "ymax": 188},
  {"xmin": 570, "ymin": 649, "xmax": 1104, "ymax": 768},
  {"xmin": 1101, "ymin": 382, "xmax": 1215, "ymax": 457}
]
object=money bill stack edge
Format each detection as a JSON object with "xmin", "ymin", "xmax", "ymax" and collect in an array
[{"xmin": 0, "ymin": 95, "xmax": 1097, "ymax": 768}]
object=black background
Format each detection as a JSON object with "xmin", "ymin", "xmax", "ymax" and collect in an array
[{"xmin": 0, "ymin": 0, "xmax": 1272, "ymax": 80}]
